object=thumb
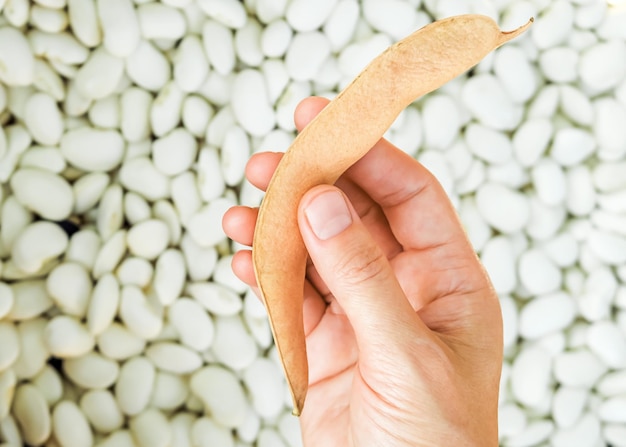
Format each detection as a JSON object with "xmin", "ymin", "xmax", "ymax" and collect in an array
[{"xmin": 298, "ymin": 185, "xmax": 424, "ymax": 351}]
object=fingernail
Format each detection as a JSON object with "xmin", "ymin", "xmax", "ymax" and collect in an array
[{"xmin": 304, "ymin": 190, "xmax": 353, "ymax": 241}]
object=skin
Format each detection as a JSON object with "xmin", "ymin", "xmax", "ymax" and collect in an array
[{"xmin": 223, "ymin": 97, "xmax": 503, "ymax": 446}]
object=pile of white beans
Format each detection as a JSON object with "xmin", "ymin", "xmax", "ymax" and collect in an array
[{"xmin": 0, "ymin": 0, "xmax": 625, "ymax": 446}]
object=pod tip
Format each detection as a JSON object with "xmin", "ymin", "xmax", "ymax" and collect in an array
[{"xmin": 498, "ymin": 17, "xmax": 534, "ymax": 46}]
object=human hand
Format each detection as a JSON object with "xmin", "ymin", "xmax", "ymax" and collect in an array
[{"xmin": 222, "ymin": 97, "xmax": 503, "ymax": 446}]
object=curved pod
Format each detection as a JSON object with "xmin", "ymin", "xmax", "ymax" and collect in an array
[{"xmin": 252, "ymin": 14, "xmax": 533, "ymax": 416}]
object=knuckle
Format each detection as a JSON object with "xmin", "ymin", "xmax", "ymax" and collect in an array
[{"xmin": 333, "ymin": 244, "xmax": 389, "ymax": 285}]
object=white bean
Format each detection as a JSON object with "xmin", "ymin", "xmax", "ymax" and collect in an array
[
  {"xmin": 190, "ymin": 366, "xmax": 247, "ymax": 428},
  {"xmin": 258, "ymin": 428, "xmax": 287, "ymax": 447},
  {"xmin": 137, "ymin": 3, "xmax": 187, "ymax": 40},
  {"xmin": 114, "ymin": 356, "xmax": 155, "ymax": 416},
  {"xmin": 199, "ymin": 71, "xmax": 233, "ymax": 107},
  {"xmin": 127, "ymin": 219, "xmax": 170, "ymax": 260},
  {"xmin": 198, "ymin": 0, "xmax": 247, "ymax": 29},
  {"xmin": 186, "ymin": 197, "xmax": 234, "ymax": 248},
  {"xmin": 153, "ymin": 249, "xmax": 186, "ymax": 306},
  {"xmin": 182, "ymin": 95, "xmax": 213, "ymax": 137},
  {"xmin": 232, "ymin": 70, "xmax": 276, "ymax": 137},
  {"xmin": 237, "ymin": 407, "xmax": 261, "ymax": 444},
  {"xmin": 153, "ymin": 200, "xmax": 182, "ymax": 245},
  {"xmin": 29, "ymin": 30, "xmax": 89, "ymax": 65},
  {"xmin": 0, "ymin": 369, "xmax": 17, "ymax": 418},
  {"xmin": 12, "ymin": 384, "xmax": 51, "ymax": 446},
  {"xmin": 1, "ymin": 197, "xmax": 32, "ymax": 253},
  {"xmin": 65, "ymin": 229, "xmax": 101, "ymax": 272},
  {"xmin": 12, "ymin": 319, "xmax": 50, "ymax": 379},
  {"xmin": 46, "ymin": 262, "xmax": 92, "ymax": 318},
  {"xmin": 125, "ymin": 40, "xmax": 171, "ymax": 92},
  {"xmin": 94, "ymin": 430, "xmax": 136, "ymax": 447},
  {"xmin": 186, "ymin": 282, "xmax": 242, "ymax": 316},
  {"xmin": 0, "ymin": 414, "xmax": 23, "ymax": 446},
  {"xmin": 180, "ymin": 233, "xmax": 218, "ymax": 282},
  {"xmin": 0, "ymin": 322, "xmax": 19, "ymax": 371},
  {"xmin": 5, "ymin": 281, "xmax": 52, "ymax": 322},
  {"xmin": 74, "ymin": 48, "xmax": 125, "ymax": 100},
  {"xmin": 86, "ymin": 274, "xmax": 119, "ymax": 336},
  {"xmin": 92, "ymin": 230, "xmax": 127, "ymax": 279},
  {"xmin": 119, "ymin": 285, "xmax": 163, "ymax": 340},
  {"xmin": 30, "ymin": 5, "xmax": 68, "ymax": 33},
  {"xmin": 73, "ymin": 172, "xmax": 110, "ymax": 215},
  {"xmin": 44, "ymin": 316, "xmax": 95, "ymax": 358},
  {"xmin": 170, "ymin": 413, "xmax": 195, "ymax": 447},
  {"xmin": 10, "ymin": 168, "xmax": 73, "ymax": 221},
  {"xmin": 152, "ymin": 128, "xmax": 198, "ymax": 177},
  {"xmin": 130, "ymin": 408, "xmax": 172, "ymax": 447},
  {"xmin": 88, "ymin": 95, "xmax": 120, "ymax": 129},
  {"xmin": 174, "ymin": 35, "xmax": 208, "ymax": 93},
  {"xmin": 3, "ymin": 0, "xmax": 29, "ymax": 27},
  {"xmin": 0, "ymin": 282, "xmax": 14, "ymax": 320},
  {"xmin": 168, "ymin": 298, "xmax": 214, "ymax": 351},
  {"xmin": 236, "ymin": 20, "xmax": 265, "ymax": 68},
  {"xmin": 96, "ymin": 184, "xmax": 124, "ymax": 240},
  {"xmin": 19, "ymin": 147, "xmax": 66, "ymax": 174},
  {"xmin": 221, "ymin": 125, "xmax": 249, "ymax": 186},
  {"xmin": 80, "ymin": 390, "xmax": 124, "ymax": 434},
  {"xmin": 52, "ymin": 400, "xmax": 94, "ymax": 447},
  {"xmin": 116, "ymin": 257, "xmax": 153, "ymax": 288},
  {"xmin": 150, "ymin": 81, "xmax": 185, "ymax": 137},
  {"xmin": 121, "ymin": 195, "xmax": 150, "ymax": 228},
  {"xmin": 63, "ymin": 80, "xmax": 93, "ymax": 117},
  {"xmin": 192, "ymin": 417, "xmax": 235, "ymax": 447},
  {"xmin": 32, "ymin": 365, "xmax": 63, "ymax": 406},
  {"xmin": 202, "ymin": 20, "xmax": 236, "ymax": 76},
  {"xmin": 63, "ymin": 352, "xmax": 120, "ymax": 389},
  {"xmin": 145, "ymin": 342, "xmax": 203, "ymax": 374},
  {"xmin": 120, "ymin": 87, "xmax": 152, "ymax": 143},
  {"xmin": 150, "ymin": 372, "xmax": 189, "ymax": 411},
  {"xmin": 67, "ymin": 0, "xmax": 100, "ymax": 47},
  {"xmin": 96, "ymin": 323, "xmax": 146, "ymax": 361},
  {"xmin": 33, "ymin": 59, "xmax": 65, "ymax": 101},
  {"xmin": 0, "ymin": 27, "xmax": 35, "ymax": 86},
  {"xmin": 261, "ymin": 59, "xmax": 290, "ymax": 104},
  {"xmin": 196, "ymin": 147, "xmax": 225, "ymax": 202},
  {"xmin": 23, "ymin": 92, "xmax": 64, "ymax": 145},
  {"xmin": 118, "ymin": 157, "xmax": 171, "ymax": 201},
  {"xmin": 212, "ymin": 315, "xmax": 258, "ymax": 371},
  {"xmin": 96, "ymin": 0, "xmax": 140, "ymax": 57},
  {"xmin": 11, "ymin": 221, "xmax": 69, "ymax": 274}
]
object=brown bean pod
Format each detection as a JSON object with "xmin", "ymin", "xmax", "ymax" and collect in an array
[{"xmin": 252, "ymin": 14, "xmax": 532, "ymax": 416}]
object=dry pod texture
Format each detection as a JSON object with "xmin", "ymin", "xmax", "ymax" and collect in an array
[{"xmin": 252, "ymin": 14, "xmax": 532, "ymax": 416}]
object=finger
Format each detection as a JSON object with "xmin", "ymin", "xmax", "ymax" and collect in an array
[
  {"xmin": 304, "ymin": 178, "xmax": 402, "ymax": 301},
  {"xmin": 298, "ymin": 185, "xmax": 431, "ymax": 354},
  {"xmin": 231, "ymin": 249, "xmax": 257, "ymax": 286},
  {"xmin": 222, "ymin": 206, "xmax": 258, "ymax": 246},
  {"xmin": 294, "ymin": 96, "xmax": 330, "ymax": 131},
  {"xmin": 232, "ymin": 250, "xmax": 327, "ymax": 337},
  {"xmin": 335, "ymin": 177, "xmax": 402, "ymax": 260},
  {"xmin": 245, "ymin": 152, "xmax": 283, "ymax": 191},
  {"xmin": 347, "ymin": 144, "xmax": 470, "ymax": 253}
]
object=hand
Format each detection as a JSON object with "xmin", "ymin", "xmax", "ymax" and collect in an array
[{"xmin": 222, "ymin": 97, "xmax": 503, "ymax": 446}]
